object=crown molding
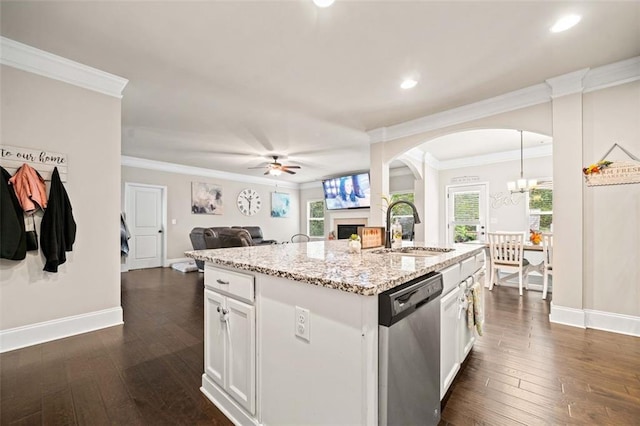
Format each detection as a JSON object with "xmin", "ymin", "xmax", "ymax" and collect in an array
[
  {"xmin": 583, "ymin": 55, "xmax": 640, "ymax": 93},
  {"xmin": 437, "ymin": 144, "xmax": 552, "ymax": 170},
  {"xmin": 368, "ymin": 83, "xmax": 551, "ymax": 144},
  {"xmin": 121, "ymin": 156, "xmax": 300, "ymax": 189},
  {"xmin": 545, "ymin": 68, "xmax": 590, "ymax": 99},
  {"xmin": 368, "ymin": 56, "xmax": 640, "ymax": 145},
  {"xmin": 299, "ymin": 181, "xmax": 322, "ymax": 190},
  {"xmin": 0, "ymin": 36, "xmax": 128, "ymax": 98}
]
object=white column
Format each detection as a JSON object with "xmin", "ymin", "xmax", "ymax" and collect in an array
[
  {"xmin": 546, "ymin": 70, "xmax": 588, "ymax": 327},
  {"xmin": 369, "ymin": 142, "xmax": 389, "ymax": 227}
]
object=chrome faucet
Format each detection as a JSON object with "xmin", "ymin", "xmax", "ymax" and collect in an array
[{"xmin": 385, "ymin": 200, "xmax": 422, "ymax": 248}]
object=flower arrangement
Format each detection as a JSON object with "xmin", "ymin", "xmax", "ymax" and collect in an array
[
  {"xmin": 529, "ymin": 230, "xmax": 542, "ymax": 245},
  {"xmin": 583, "ymin": 160, "xmax": 612, "ymax": 175}
]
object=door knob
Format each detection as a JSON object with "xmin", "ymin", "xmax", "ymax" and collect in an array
[{"xmin": 158, "ymin": 230, "xmax": 163, "ymax": 233}]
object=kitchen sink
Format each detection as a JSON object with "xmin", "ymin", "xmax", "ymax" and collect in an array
[{"xmin": 370, "ymin": 247, "xmax": 454, "ymax": 257}]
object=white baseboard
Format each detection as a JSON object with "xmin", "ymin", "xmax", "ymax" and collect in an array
[
  {"xmin": 549, "ymin": 302, "xmax": 586, "ymax": 329},
  {"xmin": 0, "ymin": 307, "xmax": 123, "ymax": 353},
  {"xmin": 550, "ymin": 303, "xmax": 640, "ymax": 337},
  {"xmin": 585, "ymin": 309, "xmax": 640, "ymax": 337}
]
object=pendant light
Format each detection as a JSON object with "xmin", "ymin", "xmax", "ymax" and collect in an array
[{"xmin": 507, "ymin": 130, "xmax": 537, "ymax": 193}]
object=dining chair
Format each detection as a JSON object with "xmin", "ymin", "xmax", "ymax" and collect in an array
[
  {"xmin": 541, "ymin": 233, "xmax": 553, "ymax": 300},
  {"xmin": 290, "ymin": 233, "xmax": 311, "ymax": 243},
  {"xmin": 487, "ymin": 232, "xmax": 531, "ymax": 296}
]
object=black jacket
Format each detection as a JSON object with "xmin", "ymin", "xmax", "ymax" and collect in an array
[
  {"xmin": 1, "ymin": 166, "xmax": 26, "ymax": 260},
  {"xmin": 40, "ymin": 167, "xmax": 76, "ymax": 272}
]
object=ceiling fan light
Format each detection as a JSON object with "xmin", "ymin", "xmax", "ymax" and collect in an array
[
  {"xmin": 269, "ymin": 168, "xmax": 282, "ymax": 176},
  {"xmin": 550, "ymin": 15, "xmax": 581, "ymax": 33}
]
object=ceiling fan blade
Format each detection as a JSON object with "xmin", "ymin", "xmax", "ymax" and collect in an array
[
  {"xmin": 283, "ymin": 169, "xmax": 296, "ymax": 175},
  {"xmin": 264, "ymin": 170, "xmax": 270, "ymax": 175},
  {"xmin": 282, "ymin": 165, "xmax": 301, "ymax": 169},
  {"xmin": 248, "ymin": 165, "xmax": 268, "ymax": 169}
]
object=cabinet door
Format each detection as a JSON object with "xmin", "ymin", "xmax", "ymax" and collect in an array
[
  {"xmin": 226, "ymin": 297, "xmax": 256, "ymax": 415},
  {"xmin": 440, "ymin": 287, "xmax": 461, "ymax": 400},
  {"xmin": 204, "ymin": 289, "xmax": 226, "ymax": 389},
  {"xmin": 459, "ymin": 286, "xmax": 476, "ymax": 362}
]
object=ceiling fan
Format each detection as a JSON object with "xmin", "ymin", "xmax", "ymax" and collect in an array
[{"xmin": 249, "ymin": 156, "xmax": 301, "ymax": 176}]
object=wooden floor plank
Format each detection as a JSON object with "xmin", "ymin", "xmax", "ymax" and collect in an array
[{"xmin": 42, "ymin": 388, "xmax": 76, "ymax": 426}]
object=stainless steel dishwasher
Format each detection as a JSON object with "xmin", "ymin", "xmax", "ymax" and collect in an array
[{"xmin": 378, "ymin": 272, "xmax": 443, "ymax": 426}]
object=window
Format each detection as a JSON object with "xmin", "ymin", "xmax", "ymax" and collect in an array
[
  {"xmin": 446, "ymin": 184, "xmax": 487, "ymax": 244},
  {"xmin": 528, "ymin": 181, "xmax": 553, "ymax": 232},
  {"xmin": 307, "ymin": 200, "xmax": 325, "ymax": 237}
]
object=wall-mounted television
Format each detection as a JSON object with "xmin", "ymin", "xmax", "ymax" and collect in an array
[{"xmin": 322, "ymin": 173, "xmax": 371, "ymax": 210}]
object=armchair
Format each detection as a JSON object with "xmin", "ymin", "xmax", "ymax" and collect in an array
[{"xmin": 233, "ymin": 226, "xmax": 277, "ymax": 245}]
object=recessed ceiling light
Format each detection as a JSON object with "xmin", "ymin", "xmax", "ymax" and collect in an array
[
  {"xmin": 401, "ymin": 79, "xmax": 418, "ymax": 90},
  {"xmin": 313, "ymin": 0, "xmax": 335, "ymax": 8},
  {"xmin": 550, "ymin": 14, "xmax": 581, "ymax": 33}
]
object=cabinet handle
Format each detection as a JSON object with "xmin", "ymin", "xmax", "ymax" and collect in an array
[{"xmin": 216, "ymin": 279, "xmax": 230, "ymax": 285}]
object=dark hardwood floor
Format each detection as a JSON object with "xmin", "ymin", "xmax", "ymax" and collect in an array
[
  {"xmin": 440, "ymin": 286, "xmax": 640, "ymax": 425},
  {"xmin": 1, "ymin": 268, "xmax": 232, "ymax": 426},
  {"xmin": 2, "ymin": 268, "xmax": 639, "ymax": 425}
]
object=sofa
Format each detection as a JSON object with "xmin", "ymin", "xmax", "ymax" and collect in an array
[{"xmin": 189, "ymin": 226, "xmax": 276, "ymax": 271}]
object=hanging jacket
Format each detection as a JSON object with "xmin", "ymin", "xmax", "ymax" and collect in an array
[
  {"xmin": 1, "ymin": 166, "xmax": 27, "ymax": 260},
  {"xmin": 40, "ymin": 167, "xmax": 76, "ymax": 272},
  {"xmin": 8, "ymin": 163, "xmax": 47, "ymax": 212}
]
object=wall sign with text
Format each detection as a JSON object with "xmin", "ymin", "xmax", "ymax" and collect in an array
[{"xmin": 0, "ymin": 145, "xmax": 68, "ymax": 182}]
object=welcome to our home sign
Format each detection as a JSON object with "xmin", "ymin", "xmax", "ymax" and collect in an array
[{"xmin": 0, "ymin": 144, "xmax": 68, "ymax": 182}]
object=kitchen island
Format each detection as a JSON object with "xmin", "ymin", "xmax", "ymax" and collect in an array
[{"xmin": 186, "ymin": 241, "xmax": 484, "ymax": 426}]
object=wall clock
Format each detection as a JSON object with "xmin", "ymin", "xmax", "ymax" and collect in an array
[{"xmin": 237, "ymin": 188, "xmax": 261, "ymax": 216}]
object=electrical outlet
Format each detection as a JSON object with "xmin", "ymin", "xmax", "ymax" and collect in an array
[{"xmin": 295, "ymin": 306, "xmax": 310, "ymax": 342}]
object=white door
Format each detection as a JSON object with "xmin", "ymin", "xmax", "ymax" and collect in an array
[
  {"xmin": 226, "ymin": 297, "xmax": 256, "ymax": 415},
  {"xmin": 205, "ymin": 289, "xmax": 227, "ymax": 388},
  {"xmin": 126, "ymin": 184, "xmax": 164, "ymax": 269},
  {"xmin": 446, "ymin": 184, "xmax": 488, "ymax": 245},
  {"xmin": 440, "ymin": 287, "xmax": 461, "ymax": 399}
]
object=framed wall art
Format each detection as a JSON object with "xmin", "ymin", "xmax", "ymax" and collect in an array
[
  {"xmin": 271, "ymin": 192, "xmax": 290, "ymax": 218},
  {"xmin": 191, "ymin": 182, "xmax": 223, "ymax": 214}
]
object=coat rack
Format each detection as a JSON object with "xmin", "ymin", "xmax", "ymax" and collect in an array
[{"xmin": 0, "ymin": 144, "xmax": 67, "ymax": 182}]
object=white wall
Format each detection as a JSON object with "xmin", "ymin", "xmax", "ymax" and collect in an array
[
  {"xmin": 122, "ymin": 166, "xmax": 301, "ymax": 259},
  {"xmin": 583, "ymin": 81, "xmax": 640, "ymax": 316},
  {"xmin": 0, "ymin": 66, "xmax": 122, "ymax": 332}
]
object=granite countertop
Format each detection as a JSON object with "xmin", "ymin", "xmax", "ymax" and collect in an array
[{"xmin": 185, "ymin": 241, "xmax": 483, "ymax": 296}]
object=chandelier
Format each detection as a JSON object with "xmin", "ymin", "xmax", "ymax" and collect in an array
[{"xmin": 507, "ymin": 130, "xmax": 537, "ymax": 193}]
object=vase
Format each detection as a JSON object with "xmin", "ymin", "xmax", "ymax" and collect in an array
[{"xmin": 348, "ymin": 239, "xmax": 361, "ymax": 254}]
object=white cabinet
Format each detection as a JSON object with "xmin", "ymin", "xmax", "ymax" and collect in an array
[
  {"xmin": 440, "ymin": 286, "xmax": 461, "ymax": 399},
  {"xmin": 204, "ymin": 266, "xmax": 256, "ymax": 416},
  {"xmin": 440, "ymin": 252, "xmax": 486, "ymax": 400}
]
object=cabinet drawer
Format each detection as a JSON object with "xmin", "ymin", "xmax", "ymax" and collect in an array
[
  {"xmin": 461, "ymin": 256, "xmax": 476, "ymax": 279},
  {"xmin": 205, "ymin": 265, "xmax": 255, "ymax": 303},
  {"xmin": 475, "ymin": 251, "xmax": 486, "ymax": 271},
  {"xmin": 440, "ymin": 263, "xmax": 461, "ymax": 295}
]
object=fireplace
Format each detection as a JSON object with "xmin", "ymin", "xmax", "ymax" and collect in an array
[{"xmin": 337, "ymin": 224, "xmax": 365, "ymax": 240}]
